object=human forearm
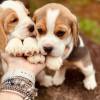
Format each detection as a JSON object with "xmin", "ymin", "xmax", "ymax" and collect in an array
[{"xmin": 0, "ymin": 92, "xmax": 23, "ymax": 100}]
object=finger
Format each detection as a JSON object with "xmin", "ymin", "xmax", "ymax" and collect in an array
[
  {"xmin": 1, "ymin": 52, "xmax": 11, "ymax": 63},
  {"xmin": 37, "ymin": 63, "xmax": 46, "ymax": 75}
]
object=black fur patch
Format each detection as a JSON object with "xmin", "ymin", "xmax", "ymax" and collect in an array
[{"xmin": 66, "ymin": 38, "xmax": 89, "ymax": 62}]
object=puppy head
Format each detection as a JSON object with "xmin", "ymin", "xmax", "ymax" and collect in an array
[
  {"xmin": 33, "ymin": 3, "xmax": 79, "ymax": 57},
  {"xmin": 0, "ymin": 1, "xmax": 36, "ymax": 51}
]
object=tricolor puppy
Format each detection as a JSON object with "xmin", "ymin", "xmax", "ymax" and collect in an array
[
  {"xmin": 0, "ymin": 0, "xmax": 47, "ymax": 87},
  {"xmin": 32, "ymin": 3, "xmax": 97, "ymax": 90},
  {"xmin": 0, "ymin": 0, "xmax": 37, "ymax": 72}
]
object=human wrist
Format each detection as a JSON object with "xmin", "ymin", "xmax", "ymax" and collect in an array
[
  {"xmin": 0, "ymin": 68, "xmax": 38, "ymax": 100},
  {"xmin": 0, "ymin": 91, "xmax": 23, "ymax": 100}
]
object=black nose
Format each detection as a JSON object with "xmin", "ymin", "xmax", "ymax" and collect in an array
[
  {"xmin": 43, "ymin": 47, "xmax": 53, "ymax": 54},
  {"xmin": 28, "ymin": 25, "xmax": 34, "ymax": 32}
]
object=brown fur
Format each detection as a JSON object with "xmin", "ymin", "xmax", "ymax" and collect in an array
[
  {"xmin": 32, "ymin": 3, "xmax": 79, "ymax": 46},
  {"xmin": 36, "ymin": 17, "xmax": 47, "ymax": 38},
  {"xmin": 67, "ymin": 38, "xmax": 92, "ymax": 67},
  {"xmin": 0, "ymin": 8, "xmax": 17, "ymax": 51}
]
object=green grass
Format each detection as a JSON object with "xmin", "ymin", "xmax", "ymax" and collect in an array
[{"xmin": 79, "ymin": 19, "xmax": 100, "ymax": 43}]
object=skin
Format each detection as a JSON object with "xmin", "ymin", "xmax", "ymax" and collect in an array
[{"xmin": 0, "ymin": 52, "xmax": 46, "ymax": 100}]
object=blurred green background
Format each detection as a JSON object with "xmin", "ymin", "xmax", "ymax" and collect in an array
[{"xmin": 1, "ymin": 0, "xmax": 100, "ymax": 44}]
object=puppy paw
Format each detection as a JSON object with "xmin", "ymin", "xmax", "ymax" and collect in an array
[
  {"xmin": 83, "ymin": 74, "xmax": 97, "ymax": 90},
  {"xmin": 53, "ymin": 74, "xmax": 65, "ymax": 86},
  {"xmin": 27, "ymin": 54, "xmax": 45, "ymax": 64},
  {"xmin": 46, "ymin": 56, "xmax": 63, "ymax": 70},
  {"xmin": 23, "ymin": 45, "xmax": 39, "ymax": 56},
  {"xmin": 23, "ymin": 37, "xmax": 39, "ymax": 56},
  {"xmin": 5, "ymin": 38, "xmax": 23, "ymax": 56},
  {"xmin": 39, "ymin": 75, "xmax": 53, "ymax": 87}
]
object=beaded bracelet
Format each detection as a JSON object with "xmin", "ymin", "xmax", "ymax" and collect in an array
[{"xmin": 0, "ymin": 76, "xmax": 38, "ymax": 100}]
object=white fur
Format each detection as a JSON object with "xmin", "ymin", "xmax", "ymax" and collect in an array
[
  {"xmin": 79, "ymin": 36, "xmax": 84, "ymax": 47},
  {"xmin": 23, "ymin": 37, "xmax": 39, "ymax": 56},
  {"xmin": 5, "ymin": 38, "xmax": 23, "ymax": 56},
  {"xmin": 46, "ymin": 56, "xmax": 63, "ymax": 70},
  {"xmin": 46, "ymin": 9, "xmax": 59, "ymax": 33},
  {"xmin": 22, "ymin": 37, "xmax": 45, "ymax": 64},
  {"xmin": 53, "ymin": 67, "xmax": 67, "ymax": 85},
  {"xmin": 6, "ymin": 35, "xmax": 13, "ymax": 42},
  {"xmin": 36, "ymin": 71, "xmax": 53, "ymax": 87},
  {"xmin": 27, "ymin": 54, "xmax": 45, "ymax": 64},
  {"xmin": 80, "ymin": 64, "xmax": 97, "ymax": 90},
  {"xmin": 1, "ymin": 1, "xmax": 36, "ymax": 40},
  {"xmin": 37, "ymin": 9, "xmax": 66, "ymax": 57}
]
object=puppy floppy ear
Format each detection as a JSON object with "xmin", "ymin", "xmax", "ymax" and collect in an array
[
  {"xmin": 71, "ymin": 19, "xmax": 79, "ymax": 47},
  {"xmin": 32, "ymin": 15, "xmax": 36, "ymax": 24},
  {"xmin": 32, "ymin": 8, "xmax": 41, "ymax": 23},
  {"xmin": 0, "ymin": 8, "xmax": 7, "ymax": 51}
]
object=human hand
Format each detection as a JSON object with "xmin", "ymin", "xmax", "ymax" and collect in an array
[{"xmin": 1, "ymin": 52, "xmax": 46, "ymax": 76}]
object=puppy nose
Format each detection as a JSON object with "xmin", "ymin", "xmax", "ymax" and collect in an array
[
  {"xmin": 28, "ymin": 25, "xmax": 34, "ymax": 32},
  {"xmin": 43, "ymin": 47, "xmax": 53, "ymax": 54}
]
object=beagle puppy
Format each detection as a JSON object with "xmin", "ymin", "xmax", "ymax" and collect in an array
[
  {"xmin": 32, "ymin": 3, "xmax": 97, "ymax": 90},
  {"xmin": 0, "ymin": 0, "xmax": 37, "ymax": 72},
  {"xmin": 0, "ymin": 1, "xmax": 51, "ymax": 87},
  {"xmin": 0, "ymin": 0, "xmax": 36, "ymax": 51}
]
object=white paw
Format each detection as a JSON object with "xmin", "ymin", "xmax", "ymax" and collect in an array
[
  {"xmin": 23, "ymin": 37, "xmax": 40, "ymax": 56},
  {"xmin": 5, "ymin": 39, "xmax": 23, "ymax": 56},
  {"xmin": 39, "ymin": 75, "xmax": 53, "ymax": 87},
  {"xmin": 23, "ymin": 45, "xmax": 39, "ymax": 56},
  {"xmin": 27, "ymin": 54, "xmax": 45, "ymax": 64},
  {"xmin": 46, "ymin": 56, "xmax": 63, "ymax": 70},
  {"xmin": 53, "ymin": 75, "xmax": 65, "ymax": 86},
  {"xmin": 83, "ymin": 74, "xmax": 97, "ymax": 90}
]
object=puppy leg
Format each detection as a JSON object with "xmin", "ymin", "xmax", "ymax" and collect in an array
[
  {"xmin": 53, "ymin": 66, "xmax": 67, "ymax": 86},
  {"xmin": 72, "ymin": 61, "xmax": 97, "ymax": 90},
  {"xmin": 23, "ymin": 37, "xmax": 39, "ymax": 56},
  {"xmin": 36, "ymin": 71, "xmax": 53, "ymax": 87},
  {"xmin": 5, "ymin": 38, "xmax": 23, "ymax": 56}
]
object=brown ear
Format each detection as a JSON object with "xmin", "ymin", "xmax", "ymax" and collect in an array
[
  {"xmin": 32, "ymin": 8, "xmax": 41, "ymax": 23},
  {"xmin": 32, "ymin": 16, "xmax": 36, "ymax": 23},
  {"xmin": 32, "ymin": 13, "xmax": 37, "ymax": 24},
  {"xmin": 0, "ymin": 9, "xmax": 7, "ymax": 51},
  {"xmin": 71, "ymin": 19, "xmax": 79, "ymax": 47}
]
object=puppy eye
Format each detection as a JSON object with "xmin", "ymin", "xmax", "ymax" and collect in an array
[
  {"xmin": 57, "ymin": 31, "xmax": 65, "ymax": 37},
  {"xmin": 38, "ymin": 29, "xmax": 43, "ymax": 35},
  {"xmin": 11, "ymin": 18, "xmax": 18, "ymax": 23}
]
